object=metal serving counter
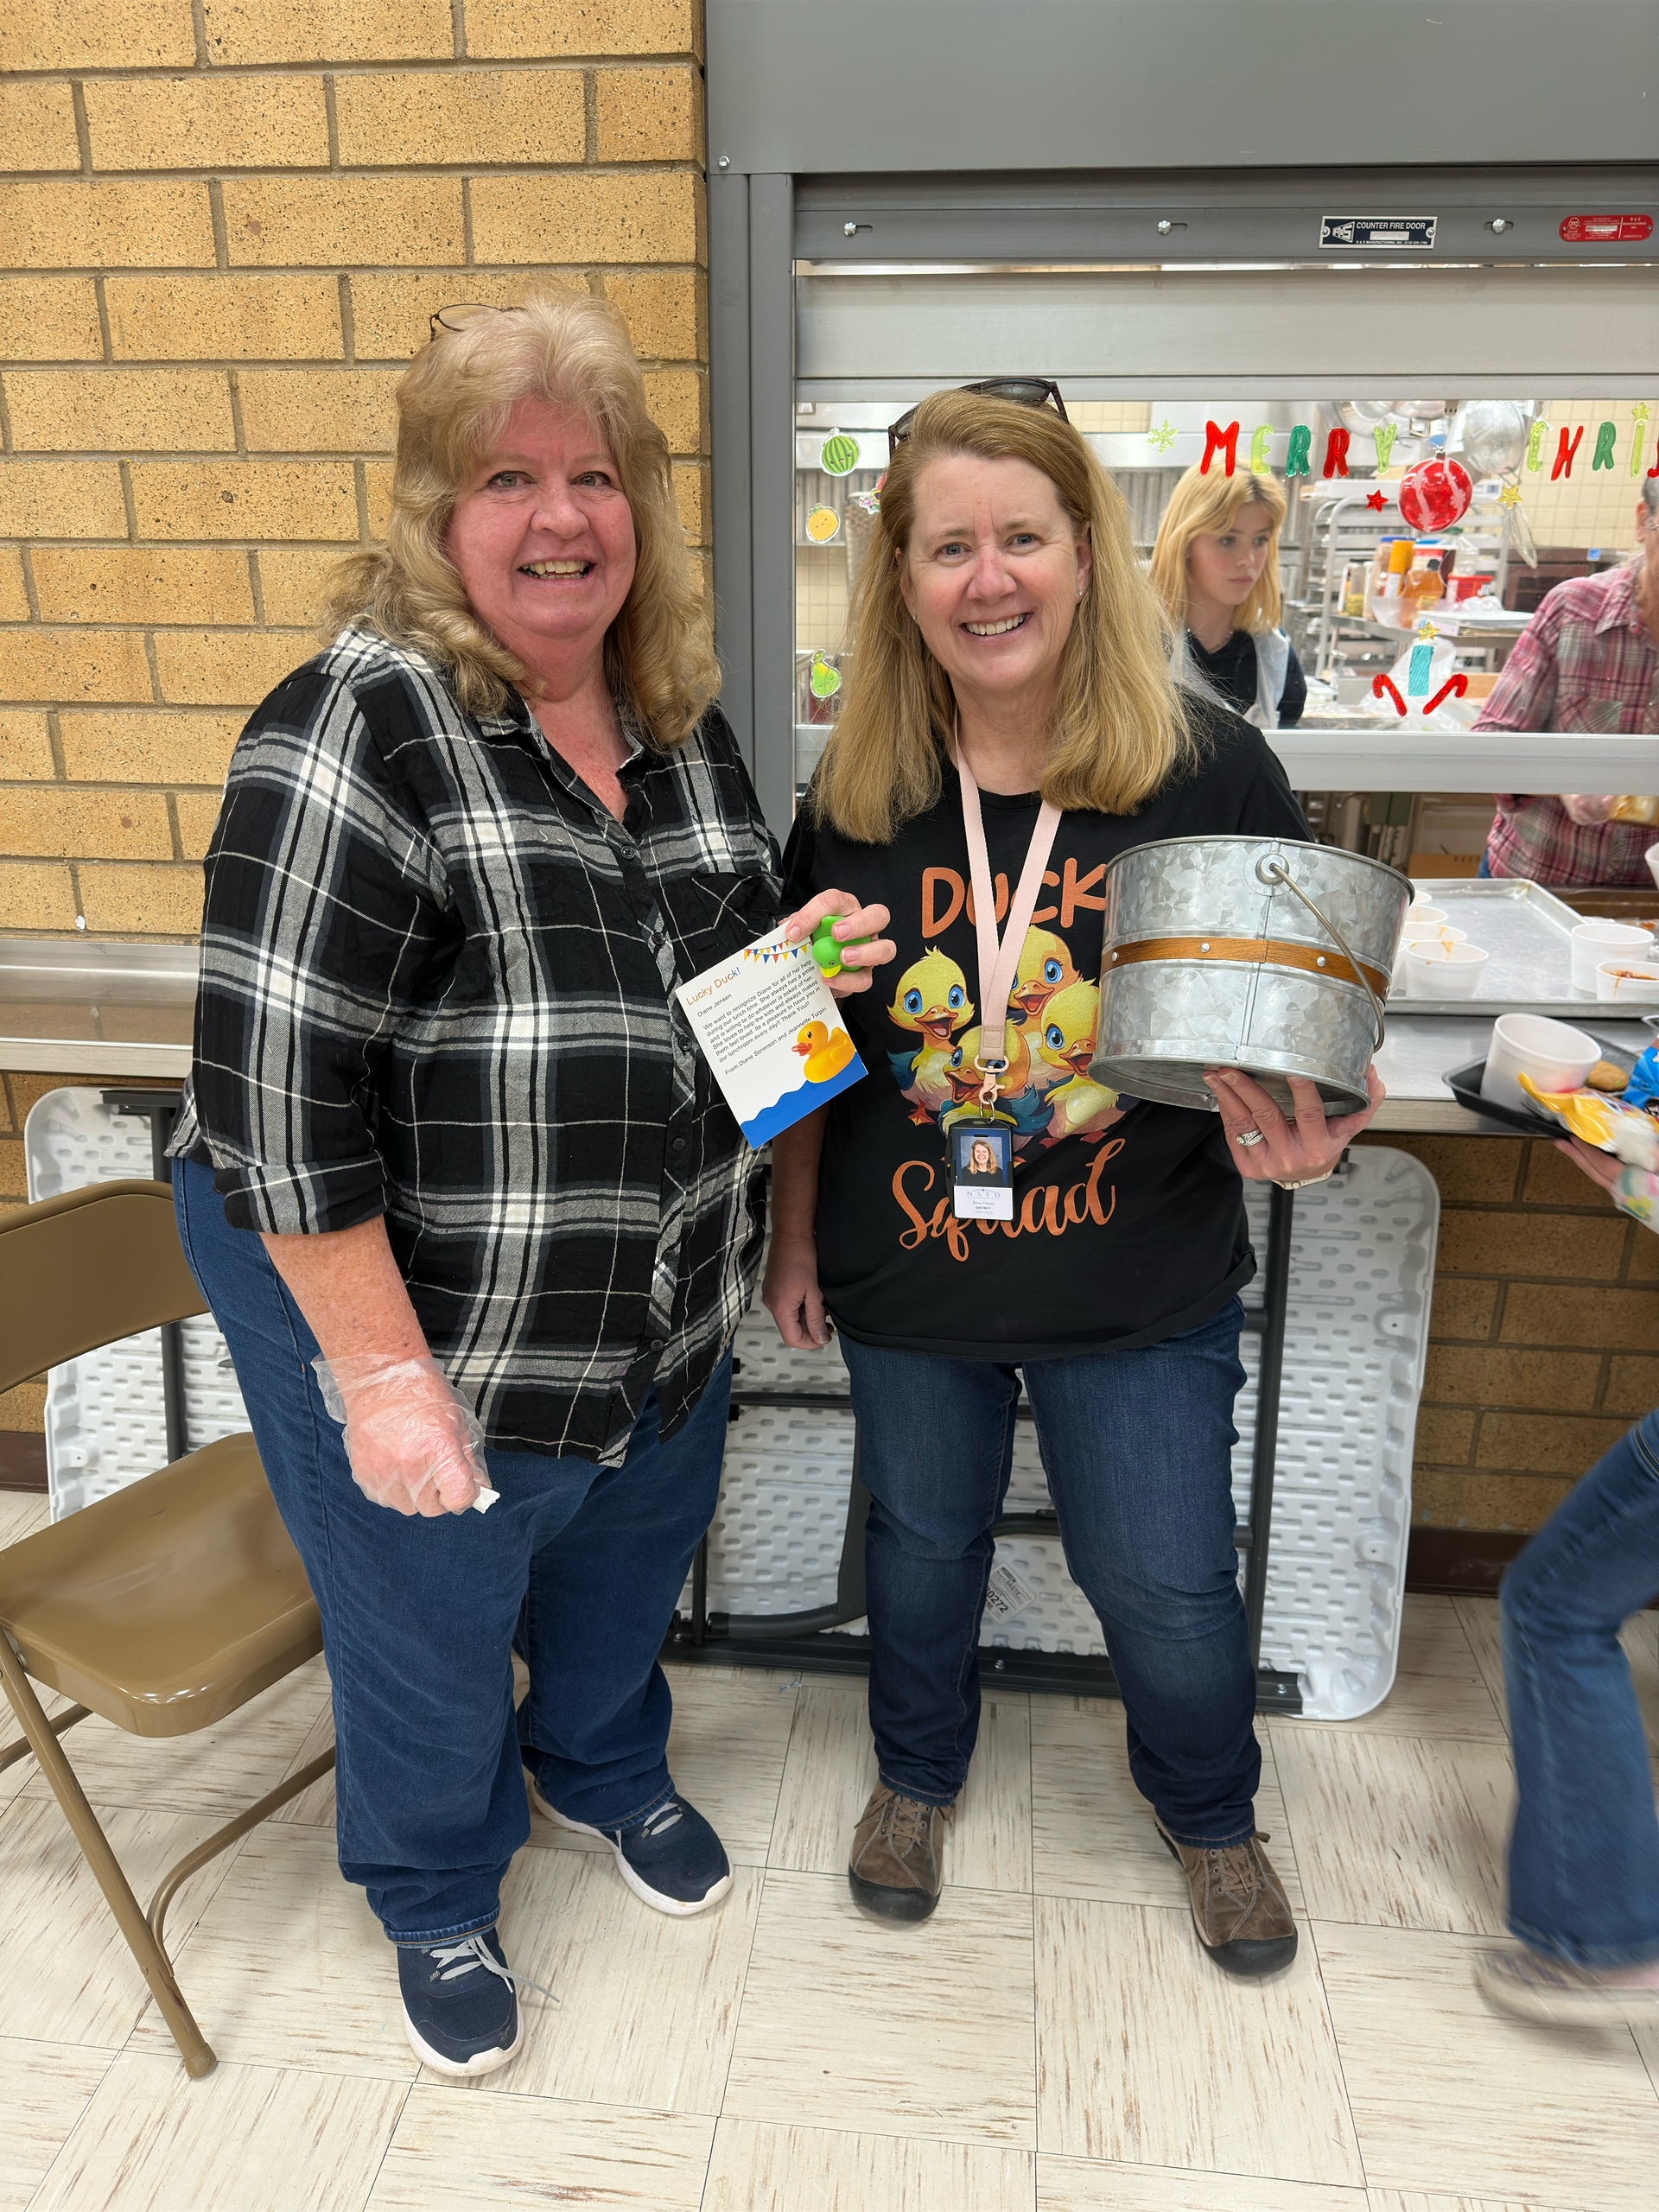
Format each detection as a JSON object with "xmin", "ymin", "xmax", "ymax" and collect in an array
[{"xmin": 0, "ymin": 939, "xmax": 195, "ymax": 1077}]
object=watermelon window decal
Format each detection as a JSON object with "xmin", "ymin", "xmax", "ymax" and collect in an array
[{"xmin": 819, "ymin": 432, "xmax": 861, "ymax": 476}]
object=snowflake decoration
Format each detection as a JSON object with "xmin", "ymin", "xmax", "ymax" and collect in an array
[{"xmin": 1147, "ymin": 420, "xmax": 1177, "ymax": 454}]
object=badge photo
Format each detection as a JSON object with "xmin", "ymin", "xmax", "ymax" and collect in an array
[{"xmin": 951, "ymin": 1122, "xmax": 1014, "ymax": 1219}]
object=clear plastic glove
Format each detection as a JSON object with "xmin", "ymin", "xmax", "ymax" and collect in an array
[
  {"xmin": 311, "ymin": 1353, "xmax": 499, "ymax": 1518},
  {"xmin": 1561, "ymin": 794, "xmax": 1616, "ymax": 826}
]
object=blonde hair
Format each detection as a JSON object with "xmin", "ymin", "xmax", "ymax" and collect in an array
[
  {"xmin": 324, "ymin": 289, "xmax": 717, "ymax": 744},
  {"xmin": 814, "ymin": 390, "xmax": 1191, "ymax": 844},
  {"xmin": 1148, "ymin": 462, "xmax": 1287, "ymax": 636}
]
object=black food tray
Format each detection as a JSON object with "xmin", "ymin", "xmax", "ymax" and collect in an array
[{"xmin": 1445, "ymin": 1036, "xmax": 1642, "ymax": 1137}]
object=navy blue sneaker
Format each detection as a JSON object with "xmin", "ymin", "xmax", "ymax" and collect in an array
[
  {"xmin": 530, "ymin": 1782, "xmax": 733, "ymax": 1916},
  {"xmin": 397, "ymin": 1929, "xmax": 537, "ymax": 2076}
]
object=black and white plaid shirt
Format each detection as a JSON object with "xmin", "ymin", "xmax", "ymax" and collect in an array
[{"xmin": 174, "ymin": 625, "xmax": 782, "ymax": 1464}]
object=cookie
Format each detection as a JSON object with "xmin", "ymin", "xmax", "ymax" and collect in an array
[{"xmin": 1586, "ymin": 1059, "xmax": 1627, "ymax": 1091}]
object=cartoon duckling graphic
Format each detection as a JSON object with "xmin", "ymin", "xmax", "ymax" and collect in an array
[
  {"xmin": 1034, "ymin": 981, "xmax": 1122, "ymax": 1146},
  {"xmin": 1008, "ymin": 927, "xmax": 1081, "ymax": 1033},
  {"xmin": 938, "ymin": 1021, "xmax": 1032, "ymax": 1134},
  {"xmin": 887, "ymin": 947, "xmax": 974, "ymax": 1123},
  {"xmin": 793, "ymin": 1020, "xmax": 857, "ymax": 1085}
]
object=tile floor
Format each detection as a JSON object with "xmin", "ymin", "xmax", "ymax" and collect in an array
[{"xmin": 3, "ymin": 1483, "xmax": 1658, "ymax": 2212}]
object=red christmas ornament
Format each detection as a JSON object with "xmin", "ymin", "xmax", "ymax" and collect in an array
[{"xmin": 1397, "ymin": 456, "xmax": 1472, "ymax": 534}]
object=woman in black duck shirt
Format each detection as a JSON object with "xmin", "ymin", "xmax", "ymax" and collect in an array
[{"xmin": 766, "ymin": 387, "xmax": 1381, "ymax": 1974}]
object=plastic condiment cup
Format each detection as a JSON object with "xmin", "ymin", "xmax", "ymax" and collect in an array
[
  {"xmin": 1596, "ymin": 958, "xmax": 1659, "ymax": 1004},
  {"xmin": 1479, "ymin": 1014, "xmax": 1600, "ymax": 1112},
  {"xmin": 1571, "ymin": 919, "xmax": 1651, "ymax": 993},
  {"xmin": 1405, "ymin": 941, "xmax": 1489, "ymax": 999}
]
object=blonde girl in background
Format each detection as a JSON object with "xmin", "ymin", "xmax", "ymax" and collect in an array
[{"xmin": 1149, "ymin": 463, "xmax": 1306, "ymax": 728}]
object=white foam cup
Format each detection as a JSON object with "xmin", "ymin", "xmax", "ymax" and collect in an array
[
  {"xmin": 1596, "ymin": 957, "xmax": 1659, "ymax": 1004},
  {"xmin": 1646, "ymin": 844, "xmax": 1659, "ymax": 893},
  {"xmin": 1403, "ymin": 904, "xmax": 1446, "ymax": 925},
  {"xmin": 1405, "ymin": 941, "xmax": 1489, "ymax": 999},
  {"xmin": 1479, "ymin": 1014, "xmax": 1600, "ymax": 1112},
  {"xmin": 1571, "ymin": 919, "xmax": 1651, "ymax": 993}
]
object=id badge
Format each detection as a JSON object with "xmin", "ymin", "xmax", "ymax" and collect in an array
[{"xmin": 950, "ymin": 1121, "xmax": 1014, "ymax": 1220}]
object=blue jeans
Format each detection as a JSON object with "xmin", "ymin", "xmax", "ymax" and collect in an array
[
  {"xmin": 1502, "ymin": 1407, "xmax": 1659, "ymax": 1967},
  {"xmin": 172, "ymin": 1156, "xmax": 728, "ymax": 1944},
  {"xmin": 840, "ymin": 1300, "xmax": 1261, "ymax": 1847},
  {"xmin": 1478, "ymin": 852, "xmax": 1493, "ymax": 877}
]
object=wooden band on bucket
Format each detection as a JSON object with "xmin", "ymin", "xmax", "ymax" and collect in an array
[{"xmin": 1107, "ymin": 933, "xmax": 1391, "ymax": 1001}]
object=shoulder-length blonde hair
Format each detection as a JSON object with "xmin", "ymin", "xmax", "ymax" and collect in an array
[
  {"xmin": 324, "ymin": 288, "xmax": 716, "ymax": 745},
  {"xmin": 1148, "ymin": 462, "xmax": 1287, "ymax": 637},
  {"xmin": 814, "ymin": 388, "xmax": 1190, "ymax": 844}
]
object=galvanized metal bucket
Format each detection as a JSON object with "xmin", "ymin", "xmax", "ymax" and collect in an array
[{"xmin": 1089, "ymin": 836, "xmax": 1410, "ymax": 1116}]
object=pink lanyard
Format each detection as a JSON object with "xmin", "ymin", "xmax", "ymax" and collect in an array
[{"xmin": 957, "ymin": 742, "xmax": 1063, "ymax": 1115}]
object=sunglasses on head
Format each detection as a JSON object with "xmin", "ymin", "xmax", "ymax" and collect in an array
[
  {"xmin": 428, "ymin": 302, "xmax": 525, "ymax": 341},
  {"xmin": 886, "ymin": 378, "xmax": 1069, "ymax": 461}
]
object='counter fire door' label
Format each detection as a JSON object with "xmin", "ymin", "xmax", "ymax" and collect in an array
[{"xmin": 1320, "ymin": 214, "xmax": 1437, "ymax": 249}]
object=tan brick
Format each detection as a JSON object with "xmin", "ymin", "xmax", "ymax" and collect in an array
[
  {"xmin": 0, "ymin": 550, "xmax": 29, "ymax": 623},
  {"xmin": 471, "ymin": 173, "xmax": 701, "ymax": 268},
  {"xmin": 364, "ymin": 461, "xmax": 393, "ymax": 537},
  {"xmin": 60, "ymin": 709, "xmax": 241, "ymax": 785},
  {"xmin": 223, "ymin": 177, "xmax": 464, "ymax": 269},
  {"xmin": 1357, "ymin": 1130, "xmax": 1522, "ymax": 1205},
  {"xmin": 154, "ymin": 628, "xmax": 311, "ymax": 707},
  {"xmin": 1422, "ymin": 1344, "xmax": 1601, "ymax": 1412},
  {"xmin": 671, "ymin": 460, "xmax": 704, "ymax": 542},
  {"xmin": 1501, "ymin": 1281, "xmax": 1659, "ymax": 1351},
  {"xmin": 594, "ymin": 66, "xmax": 701, "ymax": 162},
  {"xmin": 200, "ymin": 0, "xmax": 452, "ymax": 64},
  {"xmin": 256, "ymin": 547, "xmax": 348, "ymax": 627},
  {"xmin": 0, "ymin": 181, "xmax": 214, "ymax": 270},
  {"xmin": 1411, "ymin": 1465, "xmax": 1573, "ymax": 1533},
  {"xmin": 83, "ymin": 75, "xmax": 329, "ymax": 175},
  {"xmin": 0, "ymin": 1137, "xmax": 27, "ymax": 1198},
  {"xmin": 238, "ymin": 370, "xmax": 402, "ymax": 454},
  {"xmin": 1, "ymin": 788, "xmax": 173, "ymax": 861},
  {"xmin": 467, "ymin": 0, "xmax": 695, "ymax": 60},
  {"xmin": 0, "ymin": 0, "xmax": 194, "ymax": 69},
  {"xmin": 1436, "ymin": 1208, "xmax": 1628, "ymax": 1281},
  {"xmin": 0, "ymin": 1379, "xmax": 47, "ymax": 1427},
  {"xmin": 601, "ymin": 270, "xmax": 700, "ymax": 359},
  {"xmin": 175, "ymin": 791, "xmax": 223, "ymax": 858},
  {"xmin": 0, "ymin": 714, "xmax": 54, "ymax": 781},
  {"xmin": 0, "ymin": 83, "xmax": 82, "ymax": 174},
  {"xmin": 1475, "ymin": 1410, "xmax": 1630, "ymax": 1477},
  {"xmin": 0, "ymin": 630, "xmax": 153, "ymax": 704},
  {"xmin": 78, "ymin": 861, "xmax": 202, "ymax": 937},
  {"xmin": 0, "ymin": 278, "xmax": 104, "ymax": 363},
  {"xmin": 642, "ymin": 367, "xmax": 703, "ymax": 455},
  {"xmin": 0, "ymin": 862, "xmax": 78, "ymax": 931},
  {"xmin": 107, "ymin": 274, "xmax": 344, "ymax": 364},
  {"xmin": 1605, "ymin": 1355, "xmax": 1659, "ymax": 1417},
  {"xmin": 1427, "ymin": 1277, "xmax": 1499, "ymax": 1340},
  {"xmin": 1413, "ymin": 1406, "xmax": 1476, "ymax": 1465},
  {"xmin": 335, "ymin": 68, "xmax": 584, "ymax": 168},
  {"xmin": 5, "ymin": 369, "xmax": 234, "ymax": 455},
  {"xmin": 1626, "ymin": 1228, "xmax": 1659, "ymax": 1282},
  {"xmin": 1521, "ymin": 1137, "xmax": 1614, "ymax": 1205},
  {"xmin": 0, "ymin": 462, "xmax": 126, "ymax": 540},
  {"xmin": 32, "ymin": 548, "xmax": 253, "ymax": 627},
  {"xmin": 130, "ymin": 461, "xmax": 359, "ymax": 541},
  {"xmin": 349, "ymin": 270, "xmax": 531, "ymax": 361}
]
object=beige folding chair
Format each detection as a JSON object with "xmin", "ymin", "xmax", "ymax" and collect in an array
[{"xmin": 0, "ymin": 1179, "xmax": 334, "ymax": 2078}]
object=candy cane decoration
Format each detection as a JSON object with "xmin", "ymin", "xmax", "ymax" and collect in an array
[
  {"xmin": 1371, "ymin": 672, "xmax": 1407, "ymax": 716},
  {"xmin": 1424, "ymin": 671, "xmax": 1470, "ymax": 716}
]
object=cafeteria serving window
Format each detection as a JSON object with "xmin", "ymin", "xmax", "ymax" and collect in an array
[{"xmin": 791, "ymin": 383, "xmax": 1652, "ymax": 876}]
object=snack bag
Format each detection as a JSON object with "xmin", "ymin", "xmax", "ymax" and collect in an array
[
  {"xmin": 1624, "ymin": 1043, "xmax": 1659, "ymax": 1116},
  {"xmin": 1516, "ymin": 1074, "xmax": 1659, "ymax": 1170}
]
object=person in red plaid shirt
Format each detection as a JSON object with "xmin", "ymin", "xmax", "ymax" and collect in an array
[{"xmin": 1477, "ymin": 480, "xmax": 1659, "ymax": 887}]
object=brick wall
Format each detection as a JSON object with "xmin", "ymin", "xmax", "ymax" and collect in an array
[
  {"xmin": 0, "ymin": 0, "xmax": 708, "ymax": 943},
  {"xmin": 1358, "ymin": 1132, "xmax": 1659, "ymax": 1530}
]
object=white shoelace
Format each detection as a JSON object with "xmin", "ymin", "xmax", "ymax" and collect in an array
[{"xmin": 423, "ymin": 1933, "xmax": 559, "ymax": 2006}]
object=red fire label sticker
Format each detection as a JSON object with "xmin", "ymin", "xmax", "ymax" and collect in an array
[{"xmin": 1558, "ymin": 213, "xmax": 1654, "ymax": 243}]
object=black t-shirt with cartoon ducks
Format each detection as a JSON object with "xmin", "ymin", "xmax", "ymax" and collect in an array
[{"xmin": 780, "ymin": 703, "xmax": 1310, "ymax": 1360}]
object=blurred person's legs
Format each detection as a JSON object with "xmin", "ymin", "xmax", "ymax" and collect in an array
[
  {"xmin": 1477, "ymin": 1407, "xmax": 1659, "ymax": 2024},
  {"xmin": 173, "ymin": 1156, "xmax": 729, "ymax": 2064}
]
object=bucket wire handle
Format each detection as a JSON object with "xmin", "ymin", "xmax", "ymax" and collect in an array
[{"xmin": 1258, "ymin": 855, "xmax": 1387, "ymax": 1056}]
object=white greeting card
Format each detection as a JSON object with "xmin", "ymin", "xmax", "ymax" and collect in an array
[{"xmin": 675, "ymin": 926, "xmax": 867, "ymax": 1146}]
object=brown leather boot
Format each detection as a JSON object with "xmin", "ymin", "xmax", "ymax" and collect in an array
[
  {"xmin": 848, "ymin": 1784, "xmax": 954, "ymax": 1922},
  {"xmin": 1156, "ymin": 1821, "xmax": 1298, "ymax": 1978}
]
